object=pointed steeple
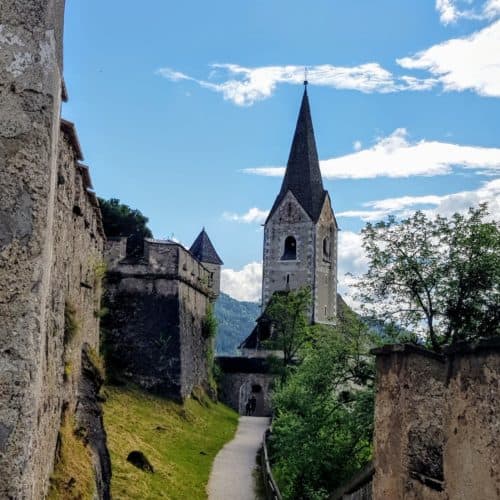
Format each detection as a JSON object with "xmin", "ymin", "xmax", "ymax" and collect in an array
[
  {"xmin": 267, "ymin": 86, "xmax": 326, "ymax": 223},
  {"xmin": 190, "ymin": 228, "xmax": 223, "ymax": 265}
]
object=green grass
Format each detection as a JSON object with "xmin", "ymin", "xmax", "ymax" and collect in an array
[
  {"xmin": 103, "ymin": 385, "xmax": 239, "ymax": 500},
  {"xmin": 47, "ymin": 415, "xmax": 95, "ymax": 499}
]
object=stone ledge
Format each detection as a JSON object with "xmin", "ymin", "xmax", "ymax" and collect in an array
[
  {"xmin": 371, "ymin": 337, "xmax": 500, "ymax": 361},
  {"xmin": 370, "ymin": 343, "xmax": 445, "ymax": 362},
  {"xmin": 444, "ymin": 336, "xmax": 500, "ymax": 356}
]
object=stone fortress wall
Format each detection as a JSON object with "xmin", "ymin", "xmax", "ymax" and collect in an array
[
  {"xmin": 0, "ymin": 1, "xmax": 109, "ymax": 495},
  {"xmin": 335, "ymin": 340, "xmax": 500, "ymax": 500},
  {"xmin": 103, "ymin": 237, "xmax": 219, "ymax": 400}
]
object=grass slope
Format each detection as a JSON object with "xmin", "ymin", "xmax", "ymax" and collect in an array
[
  {"xmin": 215, "ymin": 293, "xmax": 260, "ymax": 355},
  {"xmin": 103, "ymin": 385, "xmax": 238, "ymax": 500},
  {"xmin": 47, "ymin": 415, "xmax": 95, "ymax": 499}
]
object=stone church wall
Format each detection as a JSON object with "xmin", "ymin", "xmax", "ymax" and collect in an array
[
  {"xmin": 371, "ymin": 340, "xmax": 500, "ymax": 499},
  {"xmin": 103, "ymin": 239, "xmax": 215, "ymax": 401},
  {"xmin": 262, "ymin": 191, "xmax": 315, "ymax": 318},
  {"xmin": 0, "ymin": 2, "xmax": 109, "ymax": 497}
]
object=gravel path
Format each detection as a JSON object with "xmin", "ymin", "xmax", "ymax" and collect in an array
[{"xmin": 207, "ymin": 416, "xmax": 270, "ymax": 500}]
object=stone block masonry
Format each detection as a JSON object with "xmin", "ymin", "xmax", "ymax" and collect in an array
[
  {"xmin": 0, "ymin": 1, "xmax": 109, "ymax": 497},
  {"xmin": 104, "ymin": 238, "xmax": 219, "ymax": 401},
  {"xmin": 371, "ymin": 339, "xmax": 500, "ymax": 500}
]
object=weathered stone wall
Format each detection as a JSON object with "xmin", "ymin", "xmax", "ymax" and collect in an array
[
  {"xmin": 314, "ymin": 195, "xmax": 337, "ymax": 323},
  {"xmin": 371, "ymin": 340, "xmax": 500, "ymax": 500},
  {"xmin": 444, "ymin": 341, "xmax": 500, "ymax": 500},
  {"xmin": 1, "ymin": 1, "xmax": 65, "ymax": 494},
  {"xmin": 262, "ymin": 191, "xmax": 315, "ymax": 318},
  {"xmin": 262, "ymin": 190, "xmax": 337, "ymax": 324},
  {"xmin": 104, "ymin": 239, "xmax": 216, "ymax": 401},
  {"xmin": 0, "ymin": 3, "xmax": 109, "ymax": 496}
]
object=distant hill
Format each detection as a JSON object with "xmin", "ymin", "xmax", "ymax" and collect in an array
[{"xmin": 214, "ymin": 293, "xmax": 260, "ymax": 355}]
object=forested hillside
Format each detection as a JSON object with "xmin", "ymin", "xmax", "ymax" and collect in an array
[{"xmin": 214, "ymin": 293, "xmax": 260, "ymax": 355}]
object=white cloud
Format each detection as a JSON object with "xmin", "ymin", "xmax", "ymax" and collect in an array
[
  {"xmin": 353, "ymin": 140, "xmax": 362, "ymax": 151},
  {"xmin": 435, "ymin": 0, "xmax": 500, "ymax": 24},
  {"xmin": 245, "ymin": 128, "xmax": 500, "ymax": 180},
  {"xmin": 221, "ymin": 262, "xmax": 263, "ymax": 302},
  {"xmin": 336, "ymin": 231, "xmax": 369, "ymax": 308},
  {"xmin": 157, "ymin": 63, "xmax": 436, "ymax": 106},
  {"xmin": 223, "ymin": 207, "xmax": 269, "ymax": 224},
  {"xmin": 398, "ymin": 20, "xmax": 500, "ymax": 97},
  {"xmin": 337, "ymin": 178, "xmax": 500, "ymax": 221},
  {"xmin": 156, "ymin": 67, "xmax": 193, "ymax": 82},
  {"xmin": 484, "ymin": 0, "xmax": 500, "ymax": 17}
]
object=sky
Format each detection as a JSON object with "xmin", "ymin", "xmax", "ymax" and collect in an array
[{"xmin": 63, "ymin": 0, "xmax": 500, "ymax": 303}]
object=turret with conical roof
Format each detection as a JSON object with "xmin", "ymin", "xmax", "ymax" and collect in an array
[
  {"xmin": 261, "ymin": 85, "xmax": 338, "ymax": 324},
  {"xmin": 190, "ymin": 228, "xmax": 223, "ymax": 298}
]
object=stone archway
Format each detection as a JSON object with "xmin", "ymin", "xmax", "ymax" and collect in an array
[{"xmin": 238, "ymin": 378, "xmax": 269, "ymax": 417}]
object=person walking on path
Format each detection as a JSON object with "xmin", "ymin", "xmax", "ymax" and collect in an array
[{"xmin": 208, "ymin": 416, "xmax": 270, "ymax": 500}]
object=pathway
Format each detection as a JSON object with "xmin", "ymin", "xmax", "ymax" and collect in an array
[{"xmin": 207, "ymin": 416, "xmax": 270, "ymax": 500}]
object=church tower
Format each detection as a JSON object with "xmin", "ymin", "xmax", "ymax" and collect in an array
[{"xmin": 261, "ymin": 84, "xmax": 338, "ymax": 323}]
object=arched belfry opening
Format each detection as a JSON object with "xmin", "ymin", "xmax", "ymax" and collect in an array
[
  {"xmin": 282, "ymin": 236, "xmax": 297, "ymax": 260},
  {"xmin": 323, "ymin": 236, "xmax": 330, "ymax": 258}
]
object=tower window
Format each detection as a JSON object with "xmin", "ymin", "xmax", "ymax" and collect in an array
[
  {"xmin": 286, "ymin": 274, "xmax": 290, "ymax": 285},
  {"xmin": 323, "ymin": 237, "xmax": 330, "ymax": 258},
  {"xmin": 282, "ymin": 236, "xmax": 297, "ymax": 260}
]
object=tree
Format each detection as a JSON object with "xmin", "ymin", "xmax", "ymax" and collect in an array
[
  {"xmin": 98, "ymin": 198, "xmax": 153, "ymax": 257},
  {"xmin": 270, "ymin": 309, "xmax": 376, "ymax": 499},
  {"xmin": 264, "ymin": 287, "xmax": 312, "ymax": 373},
  {"xmin": 356, "ymin": 204, "xmax": 500, "ymax": 351}
]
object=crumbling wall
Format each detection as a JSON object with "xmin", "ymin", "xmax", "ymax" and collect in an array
[
  {"xmin": 0, "ymin": 2, "xmax": 108, "ymax": 496},
  {"xmin": 371, "ymin": 340, "xmax": 500, "ymax": 500},
  {"xmin": 444, "ymin": 340, "xmax": 500, "ymax": 500}
]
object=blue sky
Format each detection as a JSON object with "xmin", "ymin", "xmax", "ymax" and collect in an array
[{"xmin": 63, "ymin": 0, "xmax": 500, "ymax": 302}]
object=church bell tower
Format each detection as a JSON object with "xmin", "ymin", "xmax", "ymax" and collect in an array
[{"xmin": 261, "ymin": 84, "xmax": 338, "ymax": 323}]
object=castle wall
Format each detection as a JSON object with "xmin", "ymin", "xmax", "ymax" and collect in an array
[
  {"xmin": 371, "ymin": 341, "xmax": 500, "ymax": 500},
  {"xmin": 1, "ymin": 3, "xmax": 109, "ymax": 497},
  {"xmin": 104, "ymin": 241, "xmax": 216, "ymax": 400}
]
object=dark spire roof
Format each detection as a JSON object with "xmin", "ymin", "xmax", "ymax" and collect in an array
[
  {"xmin": 267, "ymin": 86, "xmax": 326, "ymax": 223},
  {"xmin": 190, "ymin": 229, "xmax": 224, "ymax": 265}
]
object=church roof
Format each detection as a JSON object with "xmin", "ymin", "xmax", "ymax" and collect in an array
[
  {"xmin": 190, "ymin": 229, "xmax": 224, "ymax": 265},
  {"xmin": 267, "ymin": 86, "xmax": 327, "ymax": 223}
]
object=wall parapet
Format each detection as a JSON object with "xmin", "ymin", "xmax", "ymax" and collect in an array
[{"xmin": 105, "ymin": 237, "xmax": 217, "ymax": 299}]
